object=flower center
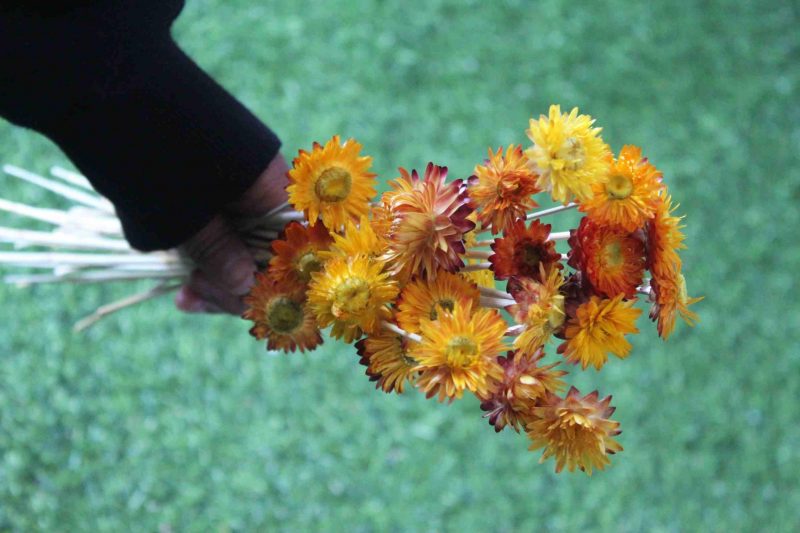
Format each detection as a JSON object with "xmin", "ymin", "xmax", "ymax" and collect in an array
[
  {"xmin": 602, "ymin": 240, "xmax": 624, "ymax": 268},
  {"xmin": 265, "ymin": 297, "xmax": 303, "ymax": 334},
  {"xmin": 445, "ymin": 335, "xmax": 479, "ymax": 367},
  {"xmin": 315, "ymin": 166, "xmax": 353, "ymax": 202},
  {"xmin": 519, "ymin": 243, "xmax": 542, "ymax": 267},
  {"xmin": 296, "ymin": 251, "xmax": 323, "ymax": 282},
  {"xmin": 607, "ymin": 173, "xmax": 633, "ymax": 199},
  {"xmin": 332, "ymin": 277, "xmax": 370, "ymax": 318},
  {"xmin": 553, "ymin": 136, "xmax": 586, "ymax": 171},
  {"xmin": 429, "ymin": 298, "xmax": 455, "ymax": 320}
]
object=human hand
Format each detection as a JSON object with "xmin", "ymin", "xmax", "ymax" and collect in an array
[{"xmin": 174, "ymin": 153, "xmax": 289, "ymax": 314}]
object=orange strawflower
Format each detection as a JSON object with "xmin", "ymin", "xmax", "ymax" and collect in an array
[
  {"xmin": 412, "ymin": 298, "xmax": 506, "ymax": 402},
  {"xmin": 581, "ymin": 145, "xmax": 664, "ymax": 232},
  {"xmin": 396, "ymin": 271, "xmax": 480, "ymax": 334},
  {"xmin": 468, "ymin": 145, "xmax": 540, "ymax": 234},
  {"xmin": 287, "ymin": 135, "xmax": 376, "ymax": 230},
  {"xmin": 527, "ymin": 387, "xmax": 622, "ymax": 475},
  {"xmin": 356, "ymin": 331, "xmax": 419, "ymax": 394},
  {"xmin": 308, "ymin": 255, "xmax": 399, "ymax": 343},
  {"xmin": 243, "ymin": 273, "xmax": 322, "ymax": 353},
  {"xmin": 649, "ymin": 271, "xmax": 702, "ymax": 340},
  {"xmin": 382, "ymin": 163, "xmax": 475, "ymax": 281},
  {"xmin": 489, "ymin": 219, "xmax": 562, "ymax": 282},
  {"xmin": 268, "ymin": 222, "xmax": 333, "ymax": 285},
  {"xmin": 559, "ymin": 294, "xmax": 641, "ymax": 370},
  {"xmin": 646, "ymin": 190, "xmax": 686, "ymax": 279},
  {"xmin": 568, "ymin": 217, "xmax": 645, "ymax": 299},
  {"xmin": 478, "ymin": 349, "xmax": 567, "ymax": 433}
]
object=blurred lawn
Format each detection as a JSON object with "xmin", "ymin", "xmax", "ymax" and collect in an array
[{"xmin": 1, "ymin": 0, "xmax": 798, "ymax": 531}]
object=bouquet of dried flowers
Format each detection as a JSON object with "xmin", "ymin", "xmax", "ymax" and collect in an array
[{"xmin": 1, "ymin": 105, "xmax": 700, "ymax": 474}]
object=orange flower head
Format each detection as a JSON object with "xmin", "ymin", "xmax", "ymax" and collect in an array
[
  {"xmin": 381, "ymin": 163, "xmax": 475, "ymax": 281},
  {"xmin": 581, "ymin": 145, "xmax": 664, "ymax": 231},
  {"xmin": 243, "ymin": 273, "xmax": 322, "ymax": 353},
  {"xmin": 468, "ymin": 145, "xmax": 540, "ymax": 234},
  {"xmin": 507, "ymin": 267, "xmax": 567, "ymax": 355},
  {"xmin": 489, "ymin": 219, "xmax": 563, "ymax": 282},
  {"xmin": 649, "ymin": 271, "xmax": 702, "ymax": 340},
  {"xmin": 356, "ymin": 331, "xmax": 419, "ymax": 394},
  {"xmin": 287, "ymin": 136, "xmax": 377, "ymax": 230},
  {"xmin": 308, "ymin": 255, "xmax": 399, "ymax": 343},
  {"xmin": 559, "ymin": 294, "xmax": 641, "ymax": 370},
  {"xmin": 411, "ymin": 298, "xmax": 507, "ymax": 402},
  {"xmin": 396, "ymin": 270, "xmax": 480, "ymax": 334},
  {"xmin": 646, "ymin": 190, "xmax": 686, "ymax": 280},
  {"xmin": 268, "ymin": 221, "xmax": 333, "ymax": 285},
  {"xmin": 478, "ymin": 349, "xmax": 567, "ymax": 433},
  {"xmin": 527, "ymin": 387, "xmax": 622, "ymax": 475},
  {"xmin": 568, "ymin": 217, "xmax": 645, "ymax": 299}
]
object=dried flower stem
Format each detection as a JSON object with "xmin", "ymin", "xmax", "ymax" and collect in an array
[
  {"xmin": 462, "ymin": 262, "xmax": 492, "ymax": 272},
  {"xmin": 73, "ymin": 281, "xmax": 183, "ymax": 332},
  {"xmin": 464, "ymin": 250, "xmax": 491, "ymax": 260},
  {"xmin": 526, "ymin": 202, "xmax": 578, "ymax": 219},
  {"xmin": 479, "ymin": 295, "xmax": 516, "ymax": 309},
  {"xmin": 478, "ymin": 286, "xmax": 513, "ymax": 300},
  {"xmin": 381, "ymin": 320, "xmax": 422, "ymax": 343},
  {"xmin": 3, "ymin": 164, "xmax": 114, "ymax": 213}
]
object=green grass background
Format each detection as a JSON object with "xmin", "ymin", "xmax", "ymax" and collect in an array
[{"xmin": 1, "ymin": 0, "xmax": 798, "ymax": 531}]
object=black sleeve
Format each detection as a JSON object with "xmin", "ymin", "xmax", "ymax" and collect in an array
[{"xmin": 0, "ymin": 2, "xmax": 281, "ymax": 251}]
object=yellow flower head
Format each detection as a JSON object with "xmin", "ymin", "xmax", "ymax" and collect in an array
[
  {"xmin": 412, "ymin": 298, "xmax": 507, "ymax": 402},
  {"xmin": 581, "ymin": 145, "xmax": 665, "ymax": 232},
  {"xmin": 356, "ymin": 331, "xmax": 419, "ymax": 394},
  {"xmin": 243, "ymin": 273, "xmax": 322, "ymax": 353},
  {"xmin": 525, "ymin": 105, "xmax": 611, "ymax": 204},
  {"xmin": 308, "ymin": 255, "xmax": 398, "ymax": 343},
  {"xmin": 318, "ymin": 215, "xmax": 387, "ymax": 262},
  {"xmin": 478, "ymin": 349, "xmax": 567, "ymax": 433},
  {"xmin": 469, "ymin": 145, "xmax": 540, "ymax": 234},
  {"xmin": 287, "ymin": 136, "xmax": 377, "ymax": 230},
  {"xmin": 396, "ymin": 270, "xmax": 481, "ymax": 334},
  {"xmin": 560, "ymin": 294, "xmax": 641, "ymax": 370},
  {"xmin": 527, "ymin": 387, "xmax": 622, "ymax": 475},
  {"xmin": 508, "ymin": 267, "xmax": 566, "ymax": 356}
]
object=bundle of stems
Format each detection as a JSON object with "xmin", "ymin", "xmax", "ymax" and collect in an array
[{"xmin": 0, "ymin": 164, "xmax": 297, "ymax": 330}]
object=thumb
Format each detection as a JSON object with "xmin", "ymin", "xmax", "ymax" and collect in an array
[{"xmin": 179, "ymin": 215, "xmax": 256, "ymax": 296}]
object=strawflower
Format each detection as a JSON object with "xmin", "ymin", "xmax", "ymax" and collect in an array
[
  {"xmin": 469, "ymin": 145, "xmax": 540, "ymax": 234},
  {"xmin": 412, "ymin": 298, "xmax": 506, "ymax": 402},
  {"xmin": 308, "ymin": 255, "xmax": 398, "ymax": 343},
  {"xmin": 287, "ymin": 135, "xmax": 377, "ymax": 230},
  {"xmin": 243, "ymin": 274, "xmax": 322, "ymax": 353},
  {"xmin": 525, "ymin": 105, "xmax": 611, "ymax": 204},
  {"xmin": 559, "ymin": 294, "xmax": 641, "ymax": 370},
  {"xmin": 527, "ymin": 387, "xmax": 622, "ymax": 475}
]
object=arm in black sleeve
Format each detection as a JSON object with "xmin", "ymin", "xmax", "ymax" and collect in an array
[{"xmin": 0, "ymin": 2, "xmax": 281, "ymax": 251}]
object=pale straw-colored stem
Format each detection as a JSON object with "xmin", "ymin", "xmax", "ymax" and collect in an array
[
  {"xmin": 0, "ymin": 251, "xmax": 185, "ymax": 268},
  {"xmin": 0, "ymin": 226, "xmax": 131, "ymax": 251},
  {"xmin": 479, "ymin": 295, "xmax": 516, "ymax": 309},
  {"xmin": 3, "ymin": 164, "xmax": 114, "ymax": 213},
  {"xmin": 478, "ymin": 286, "xmax": 513, "ymax": 300},
  {"xmin": 462, "ymin": 262, "xmax": 491, "ymax": 272},
  {"xmin": 473, "ymin": 239, "xmax": 495, "ymax": 247},
  {"xmin": 49, "ymin": 166, "xmax": 94, "ymax": 190},
  {"xmin": 504, "ymin": 324, "xmax": 525, "ymax": 337},
  {"xmin": 5, "ymin": 269, "xmax": 188, "ymax": 286},
  {"xmin": 549, "ymin": 231, "xmax": 571, "ymax": 241},
  {"xmin": 73, "ymin": 281, "xmax": 183, "ymax": 332},
  {"xmin": 381, "ymin": 321, "xmax": 422, "ymax": 343},
  {"xmin": 526, "ymin": 202, "xmax": 578, "ymax": 219},
  {"xmin": 0, "ymin": 197, "xmax": 73, "ymax": 226},
  {"xmin": 463, "ymin": 250, "xmax": 491, "ymax": 260},
  {"xmin": 265, "ymin": 210, "xmax": 304, "ymax": 225}
]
